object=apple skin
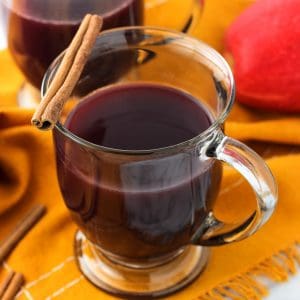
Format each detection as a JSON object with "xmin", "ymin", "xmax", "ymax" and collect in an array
[{"xmin": 225, "ymin": 0, "xmax": 300, "ymax": 113}]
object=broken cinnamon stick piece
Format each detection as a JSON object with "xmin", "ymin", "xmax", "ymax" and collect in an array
[
  {"xmin": 32, "ymin": 14, "xmax": 103, "ymax": 130},
  {"xmin": 0, "ymin": 204, "xmax": 46, "ymax": 264},
  {"xmin": 0, "ymin": 271, "xmax": 15, "ymax": 298},
  {"xmin": 2, "ymin": 273, "xmax": 24, "ymax": 300}
]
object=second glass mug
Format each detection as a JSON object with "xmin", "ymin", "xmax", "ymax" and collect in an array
[
  {"xmin": 0, "ymin": 0, "xmax": 202, "ymax": 108},
  {"xmin": 44, "ymin": 27, "xmax": 278, "ymax": 298},
  {"xmin": 0, "ymin": 0, "xmax": 144, "ymax": 107}
]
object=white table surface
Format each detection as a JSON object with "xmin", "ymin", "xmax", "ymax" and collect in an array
[{"xmin": 0, "ymin": 18, "xmax": 299, "ymax": 300}]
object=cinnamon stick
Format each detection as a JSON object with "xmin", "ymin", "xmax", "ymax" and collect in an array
[
  {"xmin": 32, "ymin": 14, "xmax": 103, "ymax": 130},
  {"xmin": 0, "ymin": 204, "xmax": 46, "ymax": 264},
  {"xmin": 0, "ymin": 271, "xmax": 15, "ymax": 298},
  {"xmin": 2, "ymin": 273, "xmax": 24, "ymax": 300}
]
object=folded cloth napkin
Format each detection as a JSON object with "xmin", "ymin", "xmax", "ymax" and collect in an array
[{"xmin": 1, "ymin": 0, "xmax": 300, "ymax": 299}]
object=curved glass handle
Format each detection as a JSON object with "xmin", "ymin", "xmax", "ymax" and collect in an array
[{"xmin": 192, "ymin": 133, "xmax": 278, "ymax": 246}]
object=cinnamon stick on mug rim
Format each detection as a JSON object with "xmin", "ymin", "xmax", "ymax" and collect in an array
[
  {"xmin": 0, "ymin": 204, "xmax": 46, "ymax": 264},
  {"xmin": 32, "ymin": 14, "xmax": 103, "ymax": 130}
]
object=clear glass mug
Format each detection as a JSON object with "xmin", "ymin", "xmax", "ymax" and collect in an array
[
  {"xmin": 43, "ymin": 27, "xmax": 278, "ymax": 298},
  {"xmin": 0, "ymin": 0, "xmax": 203, "ymax": 108},
  {"xmin": 0, "ymin": 0, "xmax": 144, "ymax": 107}
]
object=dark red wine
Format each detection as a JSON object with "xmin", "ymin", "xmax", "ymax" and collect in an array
[
  {"xmin": 54, "ymin": 83, "xmax": 222, "ymax": 260},
  {"xmin": 3, "ymin": 0, "xmax": 143, "ymax": 88},
  {"xmin": 67, "ymin": 83, "xmax": 212, "ymax": 150}
]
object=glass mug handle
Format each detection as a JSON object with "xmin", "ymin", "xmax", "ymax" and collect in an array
[{"xmin": 192, "ymin": 131, "xmax": 278, "ymax": 246}]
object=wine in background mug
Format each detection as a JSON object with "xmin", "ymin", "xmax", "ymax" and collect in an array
[
  {"xmin": 0, "ymin": 0, "xmax": 144, "ymax": 107},
  {"xmin": 43, "ymin": 27, "xmax": 277, "ymax": 298}
]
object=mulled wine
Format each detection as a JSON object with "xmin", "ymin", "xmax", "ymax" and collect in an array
[
  {"xmin": 3, "ymin": 0, "xmax": 143, "ymax": 88},
  {"xmin": 54, "ymin": 83, "xmax": 222, "ymax": 259}
]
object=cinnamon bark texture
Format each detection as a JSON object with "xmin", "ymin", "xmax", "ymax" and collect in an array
[
  {"xmin": 2, "ymin": 273, "xmax": 24, "ymax": 300},
  {"xmin": 0, "ymin": 271, "xmax": 15, "ymax": 298},
  {"xmin": 32, "ymin": 14, "xmax": 103, "ymax": 130}
]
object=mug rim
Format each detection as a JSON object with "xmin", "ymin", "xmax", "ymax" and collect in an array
[{"xmin": 42, "ymin": 26, "xmax": 235, "ymax": 155}]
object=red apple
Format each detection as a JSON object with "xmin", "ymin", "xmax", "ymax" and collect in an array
[{"xmin": 225, "ymin": 0, "xmax": 300, "ymax": 112}]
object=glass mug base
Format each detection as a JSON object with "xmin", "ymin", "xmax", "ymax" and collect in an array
[{"xmin": 74, "ymin": 231, "xmax": 209, "ymax": 298}]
